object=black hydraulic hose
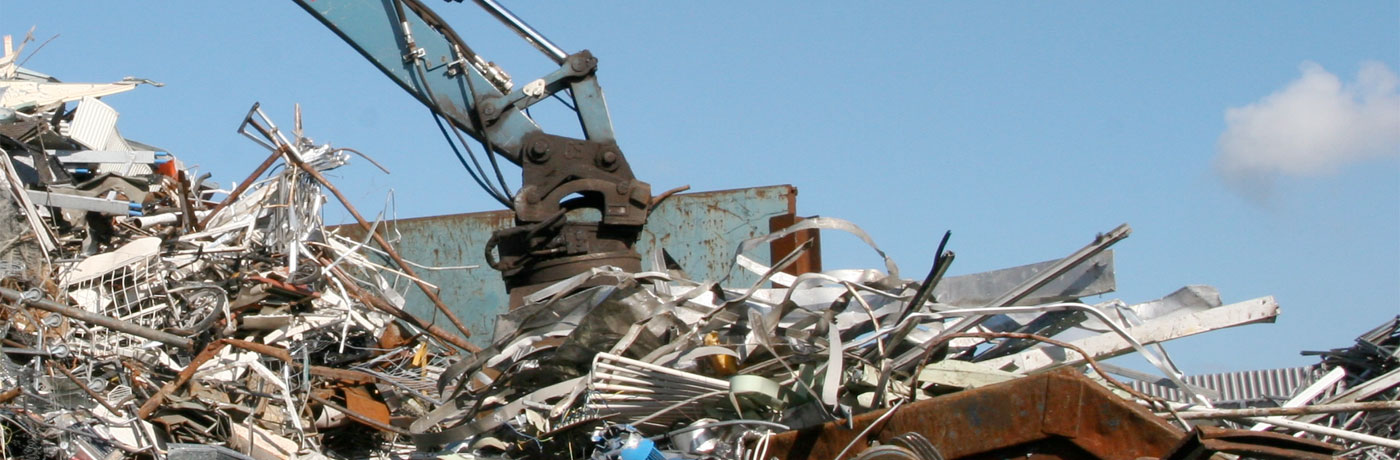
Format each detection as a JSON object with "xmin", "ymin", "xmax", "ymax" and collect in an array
[
  {"xmin": 392, "ymin": 0, "xmax": 513, "ymax": 206},
  {"xmin": 447, "ymin": 51, "xmax": 514, "ymax": 201},
  {"xmin": 429, "ymin": 108, "xmax": 511, "ymax": 208}
]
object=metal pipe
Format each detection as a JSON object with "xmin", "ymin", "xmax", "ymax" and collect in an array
[
  {"xmin": 309, "ymin": 393, "xmax": 410, "ymax": 435},
  {"xmin": 1170, "ymin": 400, "xmax": 1400, "ymax": 419},
  {"xmin": 471, "ymin": 0, "xmax": 568, "ymax": 63},
  {"xmin": 1242, "ymin": 415, "xmax": 1400, "ymax": 449},
  {"xmin": 0, "ymin": 387, "xmax": 20, "ymax": 404},
  {"xmin": 49, "ymin": 361, "xmax": 124, "ymax": 417},
  {"xmin": 0, "ymin": 287, "xmax": 193, "ymax": 350}
]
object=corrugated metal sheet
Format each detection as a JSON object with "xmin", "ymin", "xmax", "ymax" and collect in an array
[
  {"xmin": 69, "ymin": 96, "xmax": 121, "ymax": 150},
  {"xmin": 1131, "ymin": 365, "xmax": 1319, "ymax": 405}
]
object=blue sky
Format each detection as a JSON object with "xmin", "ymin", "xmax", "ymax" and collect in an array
[{"xmin": 3, "ymin": 2, "xmax": 1396, "ymax": 373}]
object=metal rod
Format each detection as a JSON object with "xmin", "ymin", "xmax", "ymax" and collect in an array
[
  {"xmin": 1170, "ymin": 401, "xmax": 1400, "ymax": 419},
  {"xmin": 991, "ymin": 223, "xmax": 1131, "ymax": 308},
  {"xmin": 1, "ymin": 347, "xmax": 56, "ymax": 356},
  {"xmin": 879, "ymin": 233, "xmax": 953, "ymax": 361},
  {"xmin": 138, "ymin": 340, "xmax": 228, "ymax": 419},
  {"xmin": 49, "ymin": 361, "xmax": 124, "ymax": 416},
  {"xmin": 1241, "ymin": 415, "xmax": 1400, "ymax": 449},
  {"xmin": 196, "ymin": 146, "xmax": 284, "ymax": 230},
  {"xmin": 176, "ymin": 171, "xmax": 200, "ymax": 232},
  {"xmin": 472, "ymin": 0, "xmax": 568, "ymax": 63},
  {"xmin": 286, "ymin": 156, "xmax": 475, "ymax": 341},
  {"xmin": 0, "ymin": 287, "xmax": 194, "ymax": 350},
  {"xmin": 910, "ymin": 223, "xmax": 1130, "ymax": 362},
  {"xmin": 324, "ymin": 260, "xmax": 481, "ymax": 353},
  {"xmin": 834, "ymin": 399, "xmax": 907, "ymax": 460}
]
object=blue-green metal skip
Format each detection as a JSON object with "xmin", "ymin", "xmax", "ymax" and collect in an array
[{"xmin": 334, "ymin": 185, "xmax": 798, "ymax": 347}]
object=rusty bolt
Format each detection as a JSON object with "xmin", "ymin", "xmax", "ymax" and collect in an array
[
  {"xmin": 597, "ymin": 150, "xmax": 619, "ymax": 170},
  {"xmin": 528, "ymin": 141, "xmax": 550, "ymax": 163},
  {"xmin": 616, "ymin": 180, "xmax": 632, "ymax": 195}
]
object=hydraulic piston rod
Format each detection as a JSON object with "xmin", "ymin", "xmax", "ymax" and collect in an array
[{"xmin": 470, "ymin": 0, "xmax": 569, "ymax": 64}]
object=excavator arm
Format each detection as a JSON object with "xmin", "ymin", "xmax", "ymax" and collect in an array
[{"xmin": 293, "ymin": 0, "xmax": 651, "ymax": 303}]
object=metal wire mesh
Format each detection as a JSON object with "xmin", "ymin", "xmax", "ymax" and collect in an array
[{"xmin": 63, "ymin": 248, "xmax": 173, "ymax": 356}]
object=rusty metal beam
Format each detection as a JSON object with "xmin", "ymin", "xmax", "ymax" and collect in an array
[
  {"xmin": 763, "ymin": 369, "xmax": 1184, "ymax": 460},
  {"xmin": 309, "ymin": 393, "xmax": 409, "ymax": 436},
  {"xmin": 139, "ymin": 340, "xmax": 228, "ymax": 419},
  {"xmin": 1159, "ymin": 426, "xmax": 1340, "ymax": 460},
  {"xmin": 769, "ymin": 213, "xmax": 822, "ymax": 277}
]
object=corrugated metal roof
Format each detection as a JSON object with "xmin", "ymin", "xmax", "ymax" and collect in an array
[{"xmin": 1131, "ymin": 365, "xmax": 1319, "ymax": 404}]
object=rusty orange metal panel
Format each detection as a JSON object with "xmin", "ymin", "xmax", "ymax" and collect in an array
[
  {"xmin": 763, "ymin": 369, "xmax": 1183, "ymax": 460},
  {"xmin": 769, "ymin": 213, "xmax": 822, "ymax": 276},
  {"xmin": 342, "ymin": 386, "xmax": 392, "ymax": 427}
]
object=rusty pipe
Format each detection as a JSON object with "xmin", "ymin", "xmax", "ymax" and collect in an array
[
  {"xmin": 49, "ymin": 360, "xmax": 125, "ymax": 416},
  {"xmin": 196, "ymin": 146, "xmax": 285, "ymax": 230},
  {"xmin": 0, "ymin": 387, "xmax": 20, "ymax": 404},
  {"xmin": 0, "ymin": 287, "xmax": 193, "ymax": 350}
]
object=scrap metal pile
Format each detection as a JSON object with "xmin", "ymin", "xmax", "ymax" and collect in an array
[
  {"xmin": 2, "ymin": 36, "xmax": 1398, "ymax": 460},
  {"xmin": 0, "ymin": 45, "xmax": 483, "ymax": 459}
]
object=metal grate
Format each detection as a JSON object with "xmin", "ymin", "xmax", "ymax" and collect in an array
[{"xmin": 60, "ymin": 237, "xmax": 173, "ymax": 355}]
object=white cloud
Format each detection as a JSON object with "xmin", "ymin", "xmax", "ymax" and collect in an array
[{"xmin": 1216, "ymin": 61, "xmax": 1400, "ymax": 198}]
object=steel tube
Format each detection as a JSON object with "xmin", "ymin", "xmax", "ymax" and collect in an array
[
  {"xmin": 472, "ymin": 0, "xmax": 568, "ymax": 63},
  {"xmin": 1171, "ymin": 401, "xmax": 1400, "ymax": 419},
  {"xmin": 1242, "ymin": 416, "xmax": 1400, "ymax": 449},
  {"xmin": 0, "ymin": 287, "xmax": 194, "ymax": 350}
]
